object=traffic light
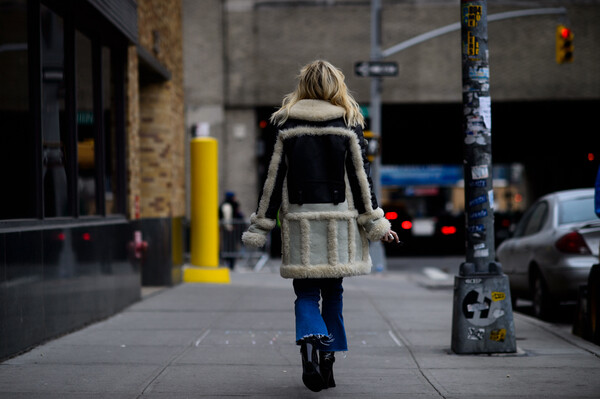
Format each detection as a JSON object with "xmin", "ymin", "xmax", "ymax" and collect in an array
[{"xmin": 556, "ymin": 25, "xmax": 574, "ymax": 64}]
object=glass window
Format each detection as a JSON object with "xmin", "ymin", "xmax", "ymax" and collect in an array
[
  {"xmin": 523, "ymin": 202, "xmax": 548, "ymax": 236},
  {"xmin": 513, "ymin": 210, "xmax": 531, "ymax": 238},
  {"xmin": 41, "ymin": 4, "xmax": 69, "ymax": 217},
  {"xmin": 76, "ymin": 31, "xmax": 96, "ymax": 215},
  {"xmin": 559, "ymin": 197, "xmax": 596, "ymax": 225},
  {"xmin": 513, "ymin": 201, "xmax": 548, "ymax": 238},
  {"xmin": 0, "ymin": 0, "xmax": 36, "ymax": 219},
  {"xmin": 0, "ymin": 2, "xmax": 125, "ymax": 222},
  {"xmin": 103, "ymin": 46, "xmax": 118, "ymax": 215}
]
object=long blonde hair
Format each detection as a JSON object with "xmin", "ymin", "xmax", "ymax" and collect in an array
[{"xmin": 270, "ymin": 60, "xmax": 365, "ymax": 128}]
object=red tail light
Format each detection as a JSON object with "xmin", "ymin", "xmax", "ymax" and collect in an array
[
  {"xmin": 401, "ymin": 220, "xmax": 412, "ymax": 230},
  {"xmin": 555, "ymin": 231, "xmax": 591, "ymax": 254},
  {"xmin": 441, "ymin": 226, "xmax": 457, "ymax": 235},
  {"xmin": 385, "ymin": 211, "xmax": 398, "ymax": 220}
]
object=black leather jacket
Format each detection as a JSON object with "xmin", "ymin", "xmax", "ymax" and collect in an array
[
  {"xmin": 243, "ymin": 99, "xmax": 390, "ymax": 252},
  {"xmin": 260, "ymin": 115, "xmax": 378, "ymax": 220}
]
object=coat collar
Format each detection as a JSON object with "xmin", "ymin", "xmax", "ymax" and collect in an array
[{"xmin": 288, "ymin": 99, "xmax": 346, "ymax": 122}]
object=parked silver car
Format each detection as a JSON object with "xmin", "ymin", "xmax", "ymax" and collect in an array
[{"xmin": 497, "ymin": 188, "xmax": 600, "ymax": 319}]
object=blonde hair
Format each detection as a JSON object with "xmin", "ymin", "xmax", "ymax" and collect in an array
[{"xmin": 270, "ymin": 60, "xmax": 365, "ymax": 128}]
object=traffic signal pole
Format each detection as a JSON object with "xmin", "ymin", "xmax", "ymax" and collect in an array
[
  {"xmin": 362, "ymin": 0, "xmax": 567, "ymax": 352},
  {"xmin": 370, "ymin": 0, "xmax": 382, "ymax": 202},
  {"xmin": 364, "ymin": 5, "xmax": 565, "ymax": 277},
  {"xmin": 451, "ymin": 0, "xmax": 516, "ymax": 353},
  {"xmin": 369, "ymin": 0, "xmax": 386, "ymax": 273}
]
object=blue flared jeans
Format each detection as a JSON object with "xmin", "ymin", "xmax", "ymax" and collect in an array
[{"xmin": 293, "ymin": 278, "xmax": 348, "ymax": 352}]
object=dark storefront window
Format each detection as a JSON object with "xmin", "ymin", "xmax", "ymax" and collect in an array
[
  {"xmin": 0, "ymin": 0, "xmax": 36, "ymax": 219},
  {"xmin": 41, "ymin": 4, "xmax": 69, "ymax": 217},
  {"xmin": 76, "ymin": 31, "xmax": 96, "ymax": 215},
  {"xmin": 0, "ymin": 0, "xmax": 126, "ymax": 221},
  {"xmin": 102, "ymin": 46, "xmax": 118, "ymax": 215}
]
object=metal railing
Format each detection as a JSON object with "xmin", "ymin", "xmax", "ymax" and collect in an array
[{"xmin": 220, "ymin": 220, "xmax": 270, "ymax": 271}]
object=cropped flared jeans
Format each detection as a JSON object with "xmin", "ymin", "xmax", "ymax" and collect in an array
[{"xmin": 293, "ymin": 278, "xmax": 348, "ymax": 352}]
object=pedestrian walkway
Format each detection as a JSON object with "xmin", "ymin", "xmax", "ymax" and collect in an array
[{"xmin": 1, "ymin": 262, "xmax": 599, "ymax": 398}]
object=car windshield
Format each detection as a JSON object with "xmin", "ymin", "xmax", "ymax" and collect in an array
[{"xmin": 558, "ymin": 197, "xmax": 597, "ymax": 225}]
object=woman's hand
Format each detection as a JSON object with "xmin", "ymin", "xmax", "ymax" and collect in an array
[{"xmin": 381, "ymin": 230, "xmax": 400, "ymax": 243}]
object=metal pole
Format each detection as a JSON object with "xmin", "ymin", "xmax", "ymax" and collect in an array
[
  {"xmin": 190, "ymin": 137, "xmax": 220, "ymax": 268},
  {"xmin": 460, "ymin": 2, "xmax": 495, "ymax": 271},
  {"xmin": 451, "ymin": 0, "xmax": 516, "ymax": 354},
  {"xmin": 370, "ymin": 0, "xmax": 382, "ymax": 200},
  {"xmin": 186, "ymin": 136, "xmax": 230, "ymax": 284},
  {"xmin": 369, "ymin": 0, "xmax": 386, "ymax": 273}
]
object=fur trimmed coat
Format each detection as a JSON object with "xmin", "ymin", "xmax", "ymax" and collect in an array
[{"xmin": 242, "ymin": 99, "xmax": 390, "ymax": 279}]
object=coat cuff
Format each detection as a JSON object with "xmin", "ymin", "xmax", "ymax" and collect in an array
[
  {"xmin": 250, "ymin": 213, "xmax": 277, "ymax": 230},
  {"xmin": 242, "ymin": 230, "xmax": 267, "ymax": 248},
  {"xmin": 241, "ymin": 213, "xmax": 276, "ymax": 248},
  {"xmin": 358, "ymin": 208, "xmax": 391, "ymax": 241}
]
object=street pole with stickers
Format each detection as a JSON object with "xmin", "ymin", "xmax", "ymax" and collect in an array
[{"xmin": 451, "ymin": 0, "xmax": 517, "ymax": 354}]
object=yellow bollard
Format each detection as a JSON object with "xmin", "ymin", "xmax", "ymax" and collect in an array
[{"xmin": 184, "ymin": 137, "xmax": 230, "ymax": 283}]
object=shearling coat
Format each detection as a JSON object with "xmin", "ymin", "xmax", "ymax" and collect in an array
[{"xmin": 242, "ymin": 99, "xmax": 390, "ymax": 279}]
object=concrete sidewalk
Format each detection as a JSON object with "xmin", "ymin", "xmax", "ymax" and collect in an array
[{"xmin": 1, "ymin": 262, "xmax": 599, "ymax": 398}]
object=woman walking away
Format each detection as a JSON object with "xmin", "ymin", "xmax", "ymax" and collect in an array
[{"xmin": 242, "ymin": 60, "xmax": 399, "ymax": 392}]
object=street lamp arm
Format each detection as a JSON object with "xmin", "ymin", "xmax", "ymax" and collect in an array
[
  {"xmin": 381, "ymin": 22, "xmax": 460, "ymax": 58},
  {"xmin": 381, "ymin": 7, "xmax": 567, "ymax": 58}
]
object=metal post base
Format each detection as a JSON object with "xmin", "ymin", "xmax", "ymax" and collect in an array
[{"xmin": 451, "ymin": 270, "xmax": 517, "ymax": 354}]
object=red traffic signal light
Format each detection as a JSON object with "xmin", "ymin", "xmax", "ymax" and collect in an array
[{"xmin": 556, "ymin": 24, "xmax": 574, "ymax": 64}]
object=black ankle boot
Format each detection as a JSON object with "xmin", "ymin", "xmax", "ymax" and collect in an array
[
  {"xmin": 300, "ymin": 341, "xmax": 324, "ymax": 392},
  {"xmin": 319, "ymin": 351, "xmax": 336, "ymax": 388}
]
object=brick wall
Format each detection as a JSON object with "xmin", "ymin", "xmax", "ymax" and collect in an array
[
  {"xmin": 126, "ymin": 46, "xmax": 141, "ymax": 219},
  {"xmin": 127, "ymin": 0, "xmax": 185, "ymax": 219}
]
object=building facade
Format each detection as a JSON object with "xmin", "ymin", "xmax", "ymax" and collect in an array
[
  {"xmin": 183, "ymin": 0, "xmax": 600, "ymax": 219},
  {"xmin": 0, "ymin": 0, "xmax": 185, "ymax": 359}
]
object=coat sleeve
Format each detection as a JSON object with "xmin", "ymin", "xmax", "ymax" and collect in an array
[
  {"xmin": 242, "ymin": 133, "xmax": 287, "ymax": 248},
  {"xmin": 345, "ymin": 125, "xmax": 391, "ymax": 241}
]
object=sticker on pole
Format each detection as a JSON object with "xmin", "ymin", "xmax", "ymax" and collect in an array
[
  {"xmin": 467, "ymin": 327, "xmax": 485, "ymax": 341},
  {"xmin": 471, "ymin": 165, "xmax": 489, "ymax": 180},
  {"xmin": 462, "ymin": 289, "xmax": 506, "ymax": 327},
  {"xmin": 491, "ymin": 292, "xmax": 506, "ymax": 301},
  {"xmin": 490, "ymin": 329, "xmax": 507, "ymax": 342}
]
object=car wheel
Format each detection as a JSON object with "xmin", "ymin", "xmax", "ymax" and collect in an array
[{"xmin": 532, "ymin": 271, "xmax": 554, "ymax": 320}]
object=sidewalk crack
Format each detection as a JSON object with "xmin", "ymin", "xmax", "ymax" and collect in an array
[
  {"xmin": 136, "ymin": 328, "xmax": 211, "ymax": 397},
  {"xmin": 360, "ymin": 287, "xmax": 448, "ymax": 399}
]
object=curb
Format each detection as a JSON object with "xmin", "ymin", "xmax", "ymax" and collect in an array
[{"xmin": 514, "ymin": 311, "xmax": 600, "ymax": 357}]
